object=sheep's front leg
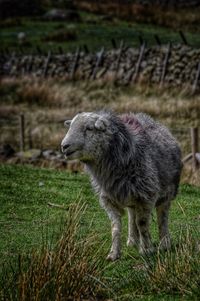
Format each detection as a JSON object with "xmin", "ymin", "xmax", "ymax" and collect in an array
[
  {"xmin": 127, "ymin": 207, "xmax": 139, "ymax": 247},
  {"xmin": 156, "ymin": 201, "xmax": 171, "ymax": 250},
  {"xmin": 100, "ymin": 195, "xmax": 122, "ymax": 261},
  {"xmin": 135, "ymin": 203, "xmax": 154, "ymax": 254}
]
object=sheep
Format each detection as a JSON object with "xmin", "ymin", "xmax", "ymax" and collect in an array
[{"xmin": 61, "ymin": 111, "xmax": 182, "ymax": 261}]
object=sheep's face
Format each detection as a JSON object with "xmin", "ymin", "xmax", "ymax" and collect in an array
[{"xmin": 61, "ymin": 112, "xmax": 111, "ymax": 162}]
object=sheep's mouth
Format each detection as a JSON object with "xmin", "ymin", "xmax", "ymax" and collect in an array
[{"xmin": 63, "ymin": 149, "xmax": 78, "ymax": 158}]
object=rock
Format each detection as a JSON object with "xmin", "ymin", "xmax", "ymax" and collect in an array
[
  {"xmin": 16, "ymin": 149, "xmax": 41, "ymax": 160},
  {"xmin": 42, "ymin": 149, "xmax": 56, "ymax": 159},
  {"xmin": 0, "ymin": 144, "xmax": 15, "ymax": 158},
  {"xmin": 43, "ymin": 9, "xmax": 80, "ymax": 22},
  {"xmin": 18, "ymin": 32, "xmax": 26, "ymax": 44}
]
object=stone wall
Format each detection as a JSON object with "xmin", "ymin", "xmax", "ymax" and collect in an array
[{"xmin": 1, "ymin": 44, "xmax": 200, "ymax": 91}]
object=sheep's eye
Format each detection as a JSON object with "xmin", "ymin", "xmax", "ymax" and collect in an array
[{"xmin": 86, "ymin": 125, "xmax": 93, "ymax": 131}]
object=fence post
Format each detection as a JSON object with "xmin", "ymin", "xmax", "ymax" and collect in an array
[
  {"xmin": 114, "ymin": 40, "xmax": 124, "ymax": 82},
  {"xmin": 132, "ymin": 42, "xmax": 146, "ymax": 83},
  {"xmin": 191, "ymin": 127, "xmax": 199, "ymax": 171},
  {"xmin": 28, "ymin": 128, "xmax": 33, "ymax": 149},
  {"xmin": 91, "ymin": 47, "xmax": 105, "ymax": 80},
  {"xmin": 154, "ymin": 34, "xmax": 161, "ymax": 46},
  {"xmin": 19, "ymin": 114, "xmax": 25, "ymax": 152},
  {"xmin": 83, "ymin": 44, "xmax": 89, "ymax": 54},
  {"xmin": 111, "ymin": 38, "xmax": 117, "ymax": 49},
  {"xmin": 70, "ymin": 47, "xmax": 80, "ymax": 80},
  {"xmin": 179, "ymin": 31, "xmax": 188, "ymax": 46},
  {"xmin": 192, "ymin": 62, "xmax": 200, "ymax": 94},
  {"xmin": 43, "ymin": 51, "xmax": 51, "ymax": 77},
  {"xmin": 160, "ymin": 42, "xmax": 171, "ymax": 86},
  {"xmin": 58, "ymin": 46, "xmax": 63, "ymax": 55}
]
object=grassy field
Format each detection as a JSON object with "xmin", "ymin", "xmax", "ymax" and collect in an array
[
  {"xmin": 0, "ymin": 163, "xmax": 200, "ymax": 300},
  {"xmin": 1, "ymin": 11, "xmax": 200, "ymax": 53}
]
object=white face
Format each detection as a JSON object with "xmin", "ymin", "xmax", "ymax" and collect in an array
[{"xmin": 61, "ymin": 112, "xmax": 110, "ymax": 162}]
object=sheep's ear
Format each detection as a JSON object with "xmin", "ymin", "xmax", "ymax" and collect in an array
[
  {"xmin": 94, "ymin": 117, "xmax": 109, "ymax": 131},
  {"xmin": 64, "ymin": 120, "xmax": 71, "ymax": 128}
]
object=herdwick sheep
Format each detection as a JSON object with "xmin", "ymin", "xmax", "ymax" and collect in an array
[{"xmin": 61, "ymin": 111, "xmax": 182, "ymax": 261}]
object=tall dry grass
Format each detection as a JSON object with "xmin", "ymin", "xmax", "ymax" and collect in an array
[
  {"xmin": 0, "ymin": 203, "xmax": 105, "ymax": 301},
  {"xmin": 144, "ymin": 227, "xmax": 200, "ymax": 297},
  {"xmin": 117, "ymin": 226, "xmax": 200, "ymax": 299}
]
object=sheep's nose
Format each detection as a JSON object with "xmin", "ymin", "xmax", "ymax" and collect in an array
[{"xmin": 61, "ymin": 143, "xmax": 70, "ymax": 153}]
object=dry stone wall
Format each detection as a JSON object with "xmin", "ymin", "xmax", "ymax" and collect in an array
[{"xmin": 1, "ymin": 44, "xmax": 200, "ymax": 91}]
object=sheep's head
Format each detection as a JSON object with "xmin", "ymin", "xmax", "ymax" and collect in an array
[{"xmin": 61, "ymin": 112, "xmax": 111, "ymax": 162}]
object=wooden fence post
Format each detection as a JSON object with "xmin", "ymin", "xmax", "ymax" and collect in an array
[
  {"xmin": 154, "ymin": 34, "xmax": 161, "ymax": 46},
  {"xmin": 160, "ymin": 42, "xmax": 171, "ymax": 86},
  {"xmin": 192, "ymin": 62, "xmax": 200, "ymax": 94},
  {"xmin": 111, "ymin": 38, "xmax": 117, "ymax": 49},
  {"xmin": 191, "ymin": 127, "xmax": 199, "ymax": 171},
  {"xmin": 28, "ymin": 128, "xmax": 33, "ymax": 149},
  {"xmin": 114, "ymin": 40, "xmax": 124, "ymax": 82},
  {"xmin": 132, "ymin": 42, "xmax": 146, "ymax": 83},
  {"xmin": 91, "ymin": 47, "xmax": 105, "ymax": 80},
  {"xmin": 70, "ymin": 47, "xmax": 80, "ymax": 80},
  {"xmin": 179, "ymin": 30, "xmax": 188, "ymax": 46},
  {"xmin": 43, "ymin": 51, "xmax": 51, "ymax": 77},
  {"xmin": 83, "ymin": 44, "xmax": 89, "ymax": 54},
  {"xmin": 19, "ymin": 114, "xmax": 25, "ymax": 152}
]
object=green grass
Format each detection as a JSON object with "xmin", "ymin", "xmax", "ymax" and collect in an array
[
  {"xmin": 0, "ymin": 163, "xmax": 200, "ymax": 300},
  {"xmin": 1, "ymin": 13, "xmax": 200, "ymax": 53}
]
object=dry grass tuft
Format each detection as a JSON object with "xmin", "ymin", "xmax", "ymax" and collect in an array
[
  {"xmin": 16, "ymin": 81, "xmax": 62, "ymax": 107},
  {"xmin": 143, "ymin": 227, "xmax": 200, "ymax": 297},
  {"xmin": 0, "ymin": 203, "xmax": 104, "ymax": 301},
  {"xmin": 181, "ymin": 165, "xmax": 200, "ymax": 187}
]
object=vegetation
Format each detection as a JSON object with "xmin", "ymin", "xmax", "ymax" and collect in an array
[
  {"xmin": 1, "ymin": 202, "xmax": 103, "ymax": 301},
  {"xmin": 1, "ymin": 4, "xmax": 200, "ymax": 300},
  {"xmin": 0, "ymin": 163, "xmax": 200, "ymax": 300},
  {"xmin": 1, "ymin": 77, "xmax": 200, "ymax": 152},
  {"xmin": 1, "ymin": 11, "xmax": 200, "ymax": 53},
  {"xmin": 75, "ymin": 0, "xmax": 200, "ymax": 32}
]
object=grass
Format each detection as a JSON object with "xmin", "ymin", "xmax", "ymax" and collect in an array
[
  {"xmin": 1, "ymin": 12, "xmax": 200, "ymax": 53},
  {"xmin": 1, "ymin": 202, "xmax": 104, "ymax": 301},
  {"xmin": 0, "ymin": 163, "xmax": 200, "ymax": 300}
]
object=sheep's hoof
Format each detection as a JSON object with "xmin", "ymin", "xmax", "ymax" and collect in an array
[
  {"xmin": 106, "ymin": 252, "xmax": 120, "ymax": 261},
  {"xmin": 139, "ymin": 246, "xmax": 155, "ymax": 255},
  {"xmin": 127, "ymin": 238, "xmax": 137, "ymax": 247},
  {"xmin": 159, "ymin": 237, "xmax": 171, "ymax": 250}
]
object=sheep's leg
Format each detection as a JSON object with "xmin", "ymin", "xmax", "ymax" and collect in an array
[
  {"xmin": 127, "ymin": 207, "xmax": 139, "ymax": 247},
  {"xmin": 135, "ymin": 204, "xmax": 154, "ymax": 254},
  {"xmin": 156, "ymin": 201, "xmax": 171, "ymax": 250},
  {"xmin": 100, "ymin": 195, "xmax": 122, "ymax": 261}
]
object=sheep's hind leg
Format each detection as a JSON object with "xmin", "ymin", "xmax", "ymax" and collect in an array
[
  {"xmin": 156, "ymin": 201, "xmax": 171, "ymax": 250},
  {"xmin": 135, "ymin": 204, "xmax": 154, "ymax": 255},
  {"xmin": 100, "ymin": 195, "xmax": 123, "ymax": 261},
  {"xmin": 127, "ymin": 207, "xmax": 139, "ymax": 247}
]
